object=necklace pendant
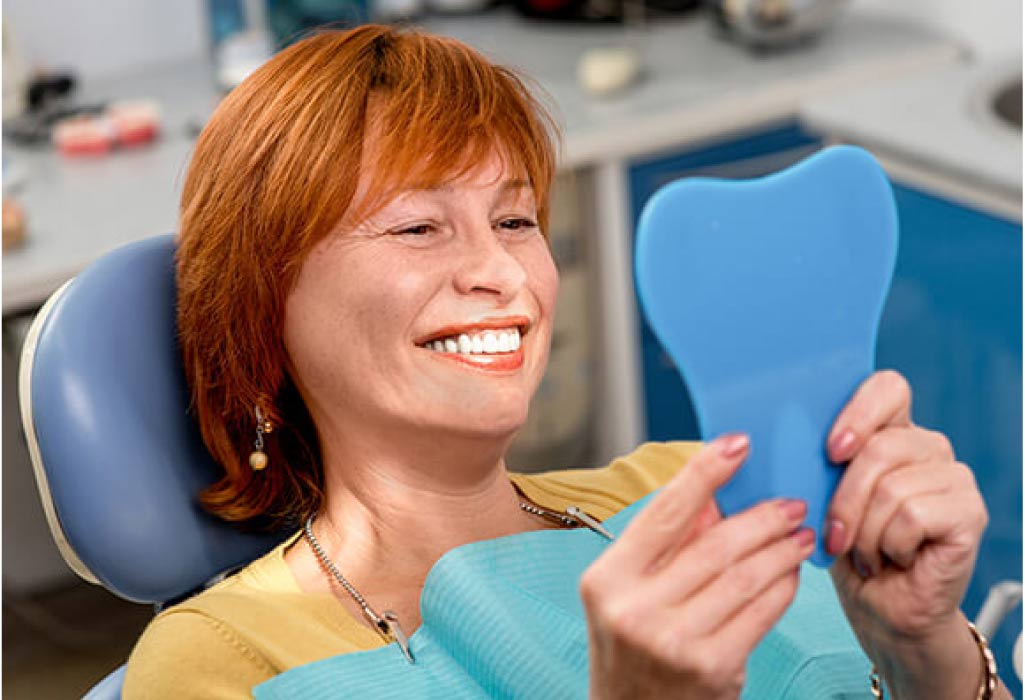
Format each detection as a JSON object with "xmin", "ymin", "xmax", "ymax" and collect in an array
[
  {"xmin": 383, "ymin": 610, "xmax": 415, "ymax": 664},
  {"xmin": 566, "ymin": 506, "xmax": 615, "ymax": 541}
]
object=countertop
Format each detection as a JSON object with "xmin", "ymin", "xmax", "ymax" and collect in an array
[
  {"xmin": 2, "ymin": 9, "xmax": 961, "ymax": 315},
  {"xmin": 801, "ymin": 57, "xmax": 1022, "ymax": 207}
]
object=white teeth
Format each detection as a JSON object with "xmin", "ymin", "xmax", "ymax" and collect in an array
[{"xmin": 424, "ymin": 327, "xmax": 523, "ymax": 355}]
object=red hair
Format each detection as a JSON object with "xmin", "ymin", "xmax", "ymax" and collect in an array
[{"xmin": 176, "ymin": 25, "xmax": 559, "ymax": 529}]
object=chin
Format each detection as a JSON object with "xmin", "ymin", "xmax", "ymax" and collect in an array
[{"xmin": 437, "ymin": 402, "xmax": 530, "ymax": 441}]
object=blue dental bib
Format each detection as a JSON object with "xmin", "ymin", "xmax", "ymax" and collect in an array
[{"xmin": 254, "ymin": 494, "xmax": 870, "ymax": 699}]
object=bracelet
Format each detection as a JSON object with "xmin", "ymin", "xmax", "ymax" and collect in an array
[{"xmin": 869, "ymin": 621, "xmax": 998, "ymax": 700}]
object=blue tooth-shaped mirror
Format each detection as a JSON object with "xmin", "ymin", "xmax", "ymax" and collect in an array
[{"xmin": 634, "ymin": 145, "xmax": 899, "ymax": 567}]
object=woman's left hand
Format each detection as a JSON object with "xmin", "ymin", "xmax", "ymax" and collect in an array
[{"xmin": 823, "ymin": 370, "xmax": 997, "ymax": 700}]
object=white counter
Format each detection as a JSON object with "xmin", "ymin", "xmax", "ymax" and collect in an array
[{"xmin": 801, "ymin": 58, "xmax": 1022, "ymax": 218}]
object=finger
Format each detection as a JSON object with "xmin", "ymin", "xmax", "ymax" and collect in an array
[
  {"xmin": 679, "ymin": 526, "xmax": 814, "ymax": 637},
  {"xmin": 827, "ymin": 370, "xmax": 913, "ymax": 463},
  {"xmin": 825, "ymin": 426, "xmax": 953, "ymax": 557},
  {"xmin": 642, "ymin": 497, "xmax": 807, "ymax": 605},
  {"xmin": 877, "ymin": 468, "xmax": 988, "ymax": 569},
  {"xmin": 849, "ymin": 462, "xmax": 953, "ymax": 576},
  {"xmin": 657, "ymin": 566, "xmax": 802, "ymax": 676},
  {"xmin": 600, "ymin": 433, "xmax": 750, "ymax": 577},
  {"xmin": 711, "ymin": 568, "xmax": 802, "ymax": 660}
]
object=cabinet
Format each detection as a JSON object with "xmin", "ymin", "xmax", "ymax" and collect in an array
[{"xmin": 629, "ymin": 132, "xmax": 1022, "ymax": 689}]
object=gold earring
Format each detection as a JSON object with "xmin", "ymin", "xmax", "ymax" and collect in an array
[{"xmin": 249, "ymin": 405, "xmax": 274, "ymax": 471}]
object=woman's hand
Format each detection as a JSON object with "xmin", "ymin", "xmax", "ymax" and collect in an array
[
  {"xmin": 824, "ymin": 370, "xmax": 1003, "ymax": 700},
  {"xmin": 580, "ymin": 435, "xmax": 815, "ymax": 700}
]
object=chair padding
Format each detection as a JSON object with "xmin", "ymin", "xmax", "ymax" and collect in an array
[{"xmin": 22, "ymin": 235, "xmax": 283, "ymax": 603}]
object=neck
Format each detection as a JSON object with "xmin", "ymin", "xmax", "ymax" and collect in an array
[{"xmin": 303, "ymin": 423, "xmax": 540, "ymax": 595}]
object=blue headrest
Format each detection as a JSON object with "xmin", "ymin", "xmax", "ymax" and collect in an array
[{"xmin": 20, "ymin": 235, "xmax": 284, "ymax": 604}]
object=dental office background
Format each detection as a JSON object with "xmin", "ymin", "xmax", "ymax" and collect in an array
[{"xmin": 2, "ymin": 0, "xmax": 1022, "ymax": 697}]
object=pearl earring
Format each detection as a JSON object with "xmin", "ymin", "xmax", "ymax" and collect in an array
[{"xmin": 249, "ymin": 405, "xmax": 273, "ymax": 471}]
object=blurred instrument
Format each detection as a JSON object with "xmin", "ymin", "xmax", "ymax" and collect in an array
[{"xmin": 708, "ymin": 0, "xmax": 849, "ymax": 50}]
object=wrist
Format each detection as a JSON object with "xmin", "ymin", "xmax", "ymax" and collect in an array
[{"xmin": 870, "ymin": 614, "xmax": 993, "ymax": 700}]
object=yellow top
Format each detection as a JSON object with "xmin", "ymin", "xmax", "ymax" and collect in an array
[{"xmin": 122, "ymin": 441, "xmax": 701, "ymax": 699}]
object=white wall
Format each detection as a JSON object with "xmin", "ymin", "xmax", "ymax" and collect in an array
[
  {"xmin": 856, "ymin": 0, "xmax": 1022, "ymax": 60},
  {"xmin": 3, "ymin": 0, "xmax": 207, "ymax": 80}
]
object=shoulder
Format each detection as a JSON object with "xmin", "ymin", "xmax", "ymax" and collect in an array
[
  {"xmin": 123, "ymin": 603, "xmax": 275, "ymax": 700},
  {"xmin": 512, "ymin": 441, "xmax": 703, "ymax": 519},
  {"xmin": 124, "ymin": 533, "xmax": 375, "ymax": 698}
]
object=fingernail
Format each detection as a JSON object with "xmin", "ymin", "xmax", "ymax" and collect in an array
[
  {"xmin": 825, "ymin": 518, "xmax": 847, "ymax": 555},
  {"xmin": 829, "ymin": 430, "xmax": 856, "ymax": 461},
  {"xmin": 779, "ymin": 499, "xmax": 807, "ymax": 523},
  {"xmin": 717, "ymin": 433, "xmax": 749, "ymax": 458},
  {"xmin": 851, "ymin": 551, "xmax": 875, "ymax": 579},
  {"xmin": 792, "ymin": 527, "xmax": 815, "ymax": 550}
]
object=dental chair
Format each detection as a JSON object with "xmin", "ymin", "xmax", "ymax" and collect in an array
[{"xmin": 18, "ymin": 234, "xmax": 285, "ymax": 699}]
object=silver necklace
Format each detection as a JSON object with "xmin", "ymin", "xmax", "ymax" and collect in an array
[{"xmin": 302, "ymin": 493, "xmax": 614, "ymax": 664}]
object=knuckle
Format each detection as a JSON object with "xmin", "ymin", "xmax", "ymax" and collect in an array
[
  {"xmin": 878, "ymin": 369, "xmax": 911, "ymax": 401},
  {"xmin": 952, "ymin": 461, "xmax": 978, "ymax": 488},
  {"xmin": 860, "ymin": 431, "xmax": 894, "ymax": 464},
  {"xmin": 927, "ymin": 429, "xmax": 954, "ymax": 458},
  {"xmin": 875, "ymin": 471, "xmax": 903, "ymax": 509},
  {"xmin": 896, "ymin": 498, "xmax": 929, "ymax": 531},
  {"xmin": 602, "ymin": 601, "xmax": 646, "ymax": 645},
  {"xmin": 729, "ymin": 567, "xmax": 759, "ymax": 602},
  {"xmin": 579, "ymin": 567, "xmax": 606, "ymax": 607}
]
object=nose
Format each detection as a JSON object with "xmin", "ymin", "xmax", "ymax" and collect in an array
[{"xmin": 452, "ymin": 224, "xmax": 528, "ymax": 303}]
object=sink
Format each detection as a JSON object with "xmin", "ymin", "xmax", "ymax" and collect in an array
[{"xmin": 992, "ymin": 75, "xmax": 1022, "ymax": 130}]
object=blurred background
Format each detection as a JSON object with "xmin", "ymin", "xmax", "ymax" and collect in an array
[{"xmin": 2, "ymin": 0, "xmax": 1021, "ymax": 697}]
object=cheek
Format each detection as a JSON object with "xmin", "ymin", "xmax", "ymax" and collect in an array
[{"xmin": 529, "ymin": 244, "xmax": 560, "ymax": 315}]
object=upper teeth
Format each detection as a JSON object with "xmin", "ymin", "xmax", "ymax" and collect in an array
[{"xmin": 425, "ymin": 328, "xmax": 522, "ymax": 355}]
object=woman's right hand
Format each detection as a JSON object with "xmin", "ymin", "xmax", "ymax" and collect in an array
[{"xmin": 579, "ymin": 434, "xmax": 815, "ymax": 700}]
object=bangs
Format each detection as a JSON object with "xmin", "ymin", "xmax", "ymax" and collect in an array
[{"xmin": 348, "ymin": 34, "xmax": 559, "ymax": 230}]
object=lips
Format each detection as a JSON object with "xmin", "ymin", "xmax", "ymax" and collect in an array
[{"xmin": 416, "ymin": 316, "xmax": 530, "ymax": 372}]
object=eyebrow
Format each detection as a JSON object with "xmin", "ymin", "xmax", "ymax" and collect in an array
[{"xmin": 409, "ymin": 178, "xmax": 532, "ymax": 194}]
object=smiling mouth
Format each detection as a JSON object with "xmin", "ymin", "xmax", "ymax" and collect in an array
[{"xmin": 415, "ymin": 321, "xmax": 528, "ymax": 371}]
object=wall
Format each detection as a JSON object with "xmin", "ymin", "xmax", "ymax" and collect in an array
[{"xmin": 3, "ymin": 0, "xmax": 207, "ymax": 81}]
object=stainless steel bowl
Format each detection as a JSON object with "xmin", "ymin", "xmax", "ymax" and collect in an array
[{"xmin": 710, "ymin": 0, "xmax": 851, "ymax": 50}]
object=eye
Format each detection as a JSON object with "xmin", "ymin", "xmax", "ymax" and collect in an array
[
  {"xmin": 497, "ymin": 217, "xmax": 539, "ymax": 233},
  {"xmin": 392, "ymin": 223, "xmax": 435, "ymax": 236}
]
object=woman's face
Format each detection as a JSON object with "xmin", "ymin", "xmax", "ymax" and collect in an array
[{"xmin": 284, "ymin": 152, "xmax": 559, "ymax": 444}]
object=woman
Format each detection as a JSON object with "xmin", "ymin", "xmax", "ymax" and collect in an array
[{"xmin": 124, "ymin": 24, "xmax": 1008, "ymax": 699}]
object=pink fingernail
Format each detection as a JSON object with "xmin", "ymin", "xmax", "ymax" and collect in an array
[
  {"xmin": 779, "ymin": 499, "xmax": 807, "ymax": 523},
  {"xmin": 829, "ymin": 430, "xmax": 856, "ymax": 461},
  {"xmin": 851, "ymin": 551, "xmax": 875, "ymax": 578},
  {"xmin": 717, "ymin": 433, "xmax": 749, "ymax": 458},
  {"xmin": 825, "ymin": 518, "xmax": 847, "ymax": 555},
  {"xmin": 792, "ymin": 528, "xmax": 815, "ymax": 549}
]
